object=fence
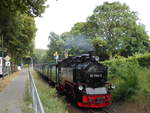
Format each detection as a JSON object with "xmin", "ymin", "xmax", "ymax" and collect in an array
[{"xmin": 28, "ymin": 68, "xmax": 45, "ymax": 113}]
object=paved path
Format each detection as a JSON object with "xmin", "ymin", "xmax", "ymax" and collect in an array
[{"xmin": 0, "ymin": 69, "xmax": 28, "ymax": 113}]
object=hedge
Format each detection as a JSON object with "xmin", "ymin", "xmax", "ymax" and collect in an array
[
  {"xmin": 101, "ymin": 53, "xmax": 150, "ymax": 67},
  {"xmin": 100, "ymin": 53, "xmax": 150, "ymax": 101}
]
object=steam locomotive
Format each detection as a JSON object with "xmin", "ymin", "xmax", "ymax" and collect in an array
[{"xmin": 35, "ymin": 53, "xmax": 112, "ymax": 108}]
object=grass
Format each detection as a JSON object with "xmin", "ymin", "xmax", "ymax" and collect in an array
[
  {"xmin": 0, "ymin": 71, "xmax": 20, "ymax": 92},
  {"xmin": 31, "ymin": 70, "xmax": 68, "ymax": 113},
  {"xmin": 21, "ymin": 76, "xmax": 33, "ymax": 113}
]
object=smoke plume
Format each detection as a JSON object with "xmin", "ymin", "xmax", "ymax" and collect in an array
[{"xmin": 64, "ymin": 35, "xmax": 95, "ymax": 52}]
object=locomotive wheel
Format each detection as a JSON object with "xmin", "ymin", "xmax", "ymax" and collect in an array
[
  {"xmin": 57, "ymin": 90, "xmax": 65, "ymax": 96},
  {"xmin": 56, "ymin": 85, "xmax": 65, "ymax": 96},
  {"xmin": 65, "ymin": 87, "xmax": 76, "ymax": 102}
]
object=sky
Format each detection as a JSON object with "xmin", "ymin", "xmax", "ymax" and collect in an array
[{"xmin": 35, "ymin": 0, "xmax": 150, "ymax": 49}]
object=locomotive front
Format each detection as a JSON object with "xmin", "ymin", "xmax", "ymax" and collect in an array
[
  {"xmin": 73, "ymin": 55, "xmax": 112, "ymax": 108},
  {"xmin": 57, "ymin": 53, "xmax": 112, "ymax": 108}
]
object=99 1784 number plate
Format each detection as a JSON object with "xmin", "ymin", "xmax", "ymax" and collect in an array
[{"xmin": 90, "ymin": 74, "xmax": 102, "ymax": 78}]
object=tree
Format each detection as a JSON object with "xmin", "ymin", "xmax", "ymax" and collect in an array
[
  {"xmin": 47, "ymin": 32, "xmax": 65, "ymax": 61},
  {"xmin": 88, "ymin": 2, "xmax": 150, "ymax": 57},
  {"xmin": 47, "ymin": 2, "xmax": 150, "ymax": 61},
  {"xmin": 119, "ymin": 24, "xmax": 150, "ymax": 56},
  {"xmin": 3, "ymin": 14, "xmax": 36, "ymax": 61},
  {"xmin": 91, "ymin": 37, "xmax": 109, "ymax": 60},
  {"xmin": 32, "ymin": 49, "xmax": 48, "ymax": 64},
  {"xmin": 70, "ymin": 22, "xmax": 99, "ymax": 39},
  {"xmin": 0, "ymin": 0, "xmax": 47, "ymax": 17},
  {"xmin": 70, "ymin": 22, "xmax": 87, "ymax": 35},
  {"xmin": 0, "ymin": 0, "xmax": 47, "ymax": 70},
  {"xmin": 70, "ymin": 22, "xmax": 108, "ymax": 58}
]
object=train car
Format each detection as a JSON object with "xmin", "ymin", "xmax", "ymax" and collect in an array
[
  {"xmin": 34, "ymin": 52, "xmax": 113, "ymax": 108},
  {"xmin": 34, "ymin": 63, "xmax": 58, "ymax": 85},
  {"xmin": 46, "ymin": 63, "xmax": 58, "ymax": 85}
]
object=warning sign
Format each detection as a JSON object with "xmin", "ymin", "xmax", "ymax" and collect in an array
[{"xmin": 4, "ymin": 55, "xmax": 11, "ymax": 61}]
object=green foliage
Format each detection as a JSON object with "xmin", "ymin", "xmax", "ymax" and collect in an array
[
  {"xmin": 47, "ymin": 32, "xmax": 65, "ymax": 61},
  {"xmin": 90, "ymin": 37, "xmax": 109, "ymax": 60},
  {"xmin": 135, "ymin": 53, "xmax": 150, "ymax": 67},
  {"xmin": 47, "ymin": 2, "xmax": 150, "ymax": 60},
  {"xmin": 46, "ymin": 1, "xmax": 150, "ymax": 61},
  {"xmin": 0, "ymin": 0, "xmax": 47, "ymax": 17},
  {"xmin": 70, "ymin": 22, "xmax": 87, "ymax": 35},
  {"xmin": 110, "ymin": 60, "xmax": 140, "ymax": 101},
  {"xmin": 3, "ymin": 14, "xmax": 36, "ymax": 64},
  {"xmin": 0, "ymin": 0, "xmax": 47, "ymax": 67},
  {"xmin": 102, "ymin": 53, "xmax": 150, "ymax": 67},
  {"xmin": 87, "ymin": 2, "xmax": 150, "ymax": 57},
  {"xmin": 32, "ymin": 49, "xmax": 48, "ymax": 63},
  {"xmin": 47, "ymin": 31, "xmax": 95, "ymax": 60},
  {"xmin": 138, "ymin": 68, "xmax": 150, "ymax": 96},
  {"xmin": 102, "ymin": 53, "xmax": 150, "ymax": 102},
  {"xmin": 135, "ymin": 68, "xmax": 150, "ymax": 108}
]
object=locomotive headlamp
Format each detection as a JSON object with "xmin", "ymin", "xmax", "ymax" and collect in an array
[
  {"xmin": 111, "ymin": 84, "xmax": 115, "ymax": 89},
  {"xmin": 95, "ymin": 56, "xmax": 99, "ymax": 61},
  {"xmin": 78, "ymin": 85, "xmax": 84, "ymax": 90}
]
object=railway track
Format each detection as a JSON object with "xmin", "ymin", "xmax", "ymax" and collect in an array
[
  {"xmin": 87, "ymin": 107, "xmax": 118, "ymax": 113},
  {"xmin": 67, "ymin": 101, "xmax": 118, "ymax": 113},
  {"xmin": 66, "ymin": 99, "xmax": 118, "ymax": 113}
]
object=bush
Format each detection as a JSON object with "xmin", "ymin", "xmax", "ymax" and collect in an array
[
  {"xmin": 102, "ymin": 53, "xmax": 150, "ymax": 67},
  {"xmin": 101, "ymin": 53, "xmax": 150, "ymax": 102},
  {"xmin": 106, "ymin": 60, "xmax": 140, "ymax": 101},
  {"xmin": 135, "ymin": 53, "xmax": 150, "ymax": 67},
  {"xmin": 136, "ymin": 67, "xmax": 150, "ymax": 96}
]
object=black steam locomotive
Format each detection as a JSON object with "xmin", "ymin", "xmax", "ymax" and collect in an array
[{"xmin": 35, "ymin": 53, "xmax": 112, "ymax": 108}]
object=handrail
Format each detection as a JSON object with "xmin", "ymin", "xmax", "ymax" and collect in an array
[{"xmin": 28, "ymin": 68, "xmax": 45, "ymax": 113}]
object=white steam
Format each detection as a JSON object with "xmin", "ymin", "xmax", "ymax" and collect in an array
[{"xmin": 63, "ymin": 35, "xmax": 95, "ymax": 52}]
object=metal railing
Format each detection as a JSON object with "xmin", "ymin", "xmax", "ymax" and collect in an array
[{"xmin": 28, "ymin": 68, "xmax": 45, "ymax": 113}]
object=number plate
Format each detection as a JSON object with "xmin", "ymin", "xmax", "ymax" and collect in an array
[{"xmin": 90, "ymin": 74, "xmax": 102, "ymax": 78}]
